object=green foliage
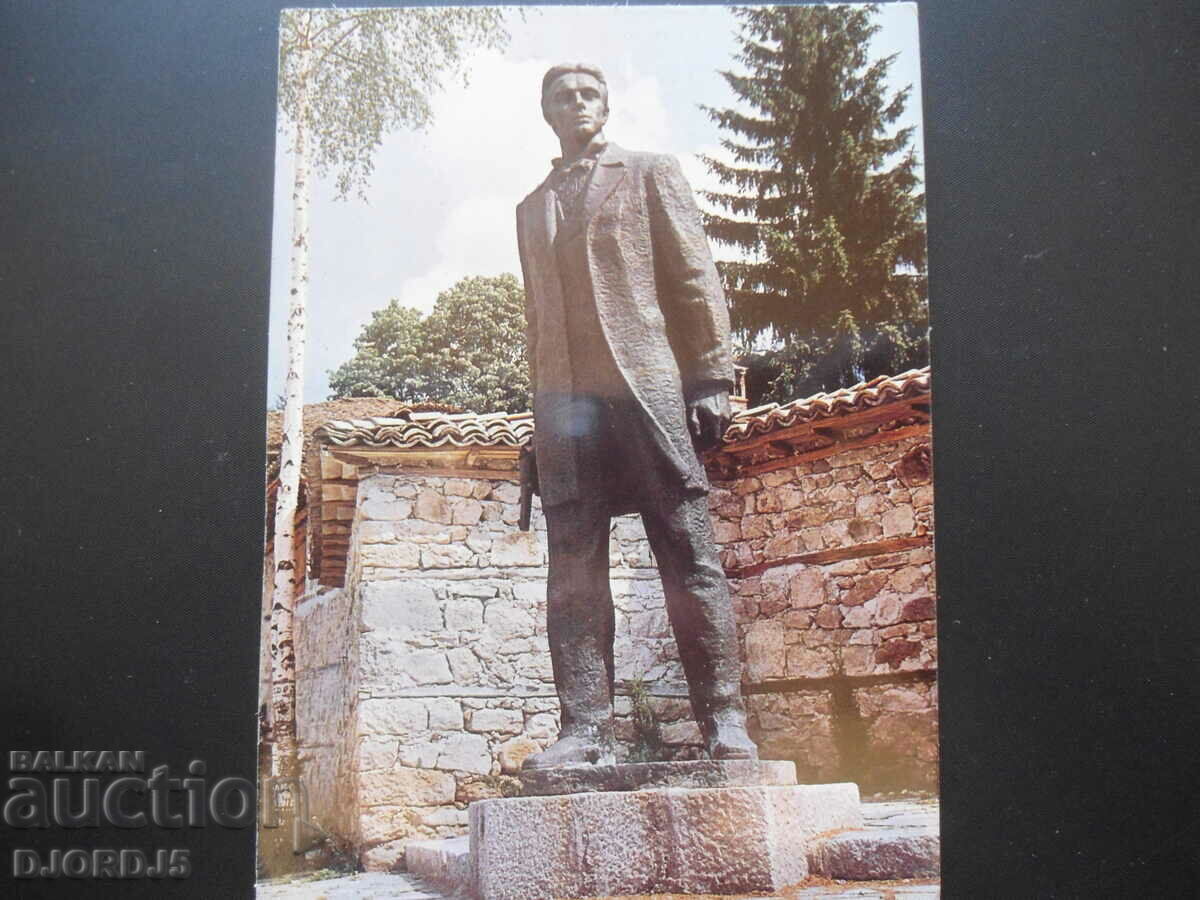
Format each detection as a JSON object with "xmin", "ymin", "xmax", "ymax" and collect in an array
[
  {"xmin": 328, "ymin": 274, "xmax": 531, "ymax": 413},
  {"xmin": 740, "ymin": 316, "xmax": 930, "ymax": 406},
  {"xmin": 625, "ymin": 678, "xmax": 667, "ymax": 764},
  {"xmin": 278, "ymin": 8, "xmax": 509, "ymax": 200},
  {"xmin": 702, "ymin": 5, "xmax": 928, "ymax": 401}
]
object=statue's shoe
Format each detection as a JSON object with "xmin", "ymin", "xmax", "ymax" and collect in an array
[
  {"xmin": 704, "ymin": 709, "xmax": 760, "ymax": 761},
  {"xmin": 522, "ymin": 731, "xmax": 616, "ymax": 770}
]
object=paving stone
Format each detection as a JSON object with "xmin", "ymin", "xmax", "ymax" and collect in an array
[
  {"xmin": 406, "ymin": 836, "xmax": 471, "ymax": 894},
  {"xmin": 809, "ymin": 800, "xmax": 940, "ymax": 881},
  {"xmin": 809, "ymin": 827, "xmax": 939, "ymax": 880},
  {"xmin": 862, "ymin": 799, "xmax": 940, "ymax": 829},
  {"xmin": 255, "ymin": 871, "xmax": 443, "ymax": 899}
]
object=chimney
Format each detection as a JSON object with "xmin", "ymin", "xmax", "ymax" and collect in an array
[{"xmin": 730, "ymin": 364, "xmax": 748, "ymax": 414}]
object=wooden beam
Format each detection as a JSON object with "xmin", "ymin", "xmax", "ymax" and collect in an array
[
  {"xmin": 327, "ymin": 446, "xmax": 519, "ymax": 465},
  {"xmin": 776, "ymin": 434, "xmax": 837, "ymax": 453},
  {"xmin": 743, "ymin": 669, "xmax": 937, "ymax": 694},
  {"xmin": 725, "ymin": 535, "xmax": 932, "ymax": 579},
  {"xmin": 737, "ymin": 424, "xmax": 930, "ymax": 477},
  {"xmin": 318, "ymin": 451, "xmax": 358, "ymax": 481},
  {"xmin": 367, "ymin": 464, "xmax": 520, "ymax": 482},
  {"xmin": 319, "ymin": 484, "xmax": 357, "ymax": 502},
  {"xmin": 322, "ymin": 454, "xmax": 521, "ymax": 483},
  {"xmin": 767, "ymin": 439, "xmax": 799, "ymax": 457},
  {"xmin": 721, "ymin": 395, "xmax": 930, "ymax": 458}
]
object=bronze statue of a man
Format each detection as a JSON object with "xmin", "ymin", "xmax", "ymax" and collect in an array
[{"xmin": 516, "ymin": 63, "xmax": 757, "ymax": 768}]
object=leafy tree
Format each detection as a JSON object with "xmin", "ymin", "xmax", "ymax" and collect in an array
[
  {"xmin": 327, "ymin": 302, "xmax": 427, "ymax": 401},
  {"xmin": 701, "ymin": 4, "xmax": 927, "ymax": 402},
  {"xmin": 268, "ymin": 7, "xmax": 509, "ymax": 780},
  {"xmin": 278, "ymin": 8, "xmax": 509, "ymax": 201},
  {"xmin": 329, "ymin": 274, "xmax": 531, "ymax": 414}
]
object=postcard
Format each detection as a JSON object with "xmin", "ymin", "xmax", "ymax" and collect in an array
[{"xmin": 257, "ymin": 5, "xmax": 938, "ymax": 895}]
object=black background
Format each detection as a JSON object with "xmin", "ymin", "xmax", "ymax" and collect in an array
[{"xmin": 2, "ymin": 1, "xmax": 1198, "ymax": 896}]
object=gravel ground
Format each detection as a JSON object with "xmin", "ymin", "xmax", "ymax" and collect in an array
[
  {"xmin": 256, "ymin": 872, "xmax": 940, "ymax": 900},
  {"xmin": 258, "ymin": 883, "xmax": 940, "ymax": 900},
  {"xmin": 257, "ymin": 871, "xmax": 443, "ymax": 899}
]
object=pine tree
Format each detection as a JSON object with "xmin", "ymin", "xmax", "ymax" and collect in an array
[{"xmin": 701, "ymin": 5, "xmax": 927, "ymax": 401}]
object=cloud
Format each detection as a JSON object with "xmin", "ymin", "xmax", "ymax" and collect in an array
[
  {"xmin": 270, "ymin": 44, "xmax": 737, "ymax": 399},
  {"xmin": 267, "ymin": 5, "xmax": 923, "ymax": 401},
  {"xmin": 387, "ymin": 50, "xmax": 676, "ymax": 313}
]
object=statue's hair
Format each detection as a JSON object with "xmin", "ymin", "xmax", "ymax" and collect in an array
[{"xmin": 540, "ymin": 63, "xmax": 609, "ymax": 122}]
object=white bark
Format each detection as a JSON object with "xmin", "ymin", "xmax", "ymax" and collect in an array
[{"xmin": 268, "ymin": 82, "xmax": 312, "ymax": 779}]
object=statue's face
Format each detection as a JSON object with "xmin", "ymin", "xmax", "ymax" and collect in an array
[{"xmin": 544, "ymin": 73, "xmax": 608, "ymax": 144}]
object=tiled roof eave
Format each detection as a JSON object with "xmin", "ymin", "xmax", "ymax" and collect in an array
[
  {"xmin": 311, "ymin": 368, "xmax": 929, "ymax": 452},
  {"xmin": 319, "ymin": 432, "xmax": 530, "ymax": 450},
  {"xmin": 721, "ymin": 367, "xmax": 931, "ymax": 444},
  {"xmin": 314, "ymin": 412, "xmax": 534, "ymax": 451}
]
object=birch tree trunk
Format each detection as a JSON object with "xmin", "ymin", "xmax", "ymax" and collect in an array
[
  {"xmin": 268, "ymin": 84, "xmax": 311, "ymax": 780},
  {"xmin": 263, "ymin": 2, "xmax": 509, "ymax": 792}
]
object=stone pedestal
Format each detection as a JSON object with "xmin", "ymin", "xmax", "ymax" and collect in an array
[
  {"xmin": 469, "ymin": 773, "xmax": 861, "ymax": 900},
  {"xmin": 518, "ymin": 758, "xmax": 797, "ymax": 796}
]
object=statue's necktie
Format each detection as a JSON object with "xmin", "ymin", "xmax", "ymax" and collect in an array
[{"xmin": 553, "ymin": 158, "xmax": 594, "ymax": 226}]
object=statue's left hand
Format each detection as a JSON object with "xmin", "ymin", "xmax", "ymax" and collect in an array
[{"xmin": 687, "ymin": 387, "xmax": 731, "ymax": 452}]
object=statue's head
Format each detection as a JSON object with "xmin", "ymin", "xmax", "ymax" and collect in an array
[{"xmin": 541, "ymin": 63, "xmax": 609, "ymax": 145}]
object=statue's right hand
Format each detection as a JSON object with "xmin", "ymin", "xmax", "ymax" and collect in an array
[{"xmin": 687, "ymin": 390, "xmax": 731, "ymax": 451}]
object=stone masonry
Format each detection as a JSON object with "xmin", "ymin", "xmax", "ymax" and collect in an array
[
  {"xmin": 288, "ymin": 421, "xmax": 936, "ymax": 870},
  {"xmin": 712, "ymin": 434, "xmax": 938, "ymax": 788},
  {"xmin": 295, "ymin": 470, "xmax": 699, "ymax": 870}
]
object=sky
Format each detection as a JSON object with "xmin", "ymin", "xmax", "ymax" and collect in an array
[{"xmin": 266, "ymin": 3, "xmax": 924, "ymax": 404}]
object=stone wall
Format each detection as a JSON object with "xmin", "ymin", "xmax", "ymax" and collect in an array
[
  {"xmin": 262, "ymin": 509, "xmax": 362, "ymax": 872},
  {"xmin": 336, "ymin": 472, "xmax": 697, "ymax": 870},
  {"xmin": 292, "ymin": 583, "xmax": 360, "ymax": 844},
  {"xmin": 290, "ymin": 427, "xmax": 937, "ymax": 869},
  {"xmin": 713, "ymin": 434, "xmax": 938, "ymax": 790}
]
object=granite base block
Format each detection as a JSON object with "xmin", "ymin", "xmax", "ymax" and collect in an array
[
  {"xmin": 470, "ymin": 782, "xmax": 861, "ymax": 900},
  {"xmin": 518, "ymin": 758, "xmax": 797, "ymax": 796}
]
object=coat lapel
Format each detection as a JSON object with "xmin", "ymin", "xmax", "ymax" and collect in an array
[
  {"xmin": 538, "ymin": 184, "xmax": 558, "ymax": 251},
  {"xmin": 581, "ymin": 144, "xmax": 628, "ymax": 227}
]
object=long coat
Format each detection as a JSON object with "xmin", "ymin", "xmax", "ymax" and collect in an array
[{"xmin": 516, "ymin": 143, "xmax": 733, "ymax": 509}]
